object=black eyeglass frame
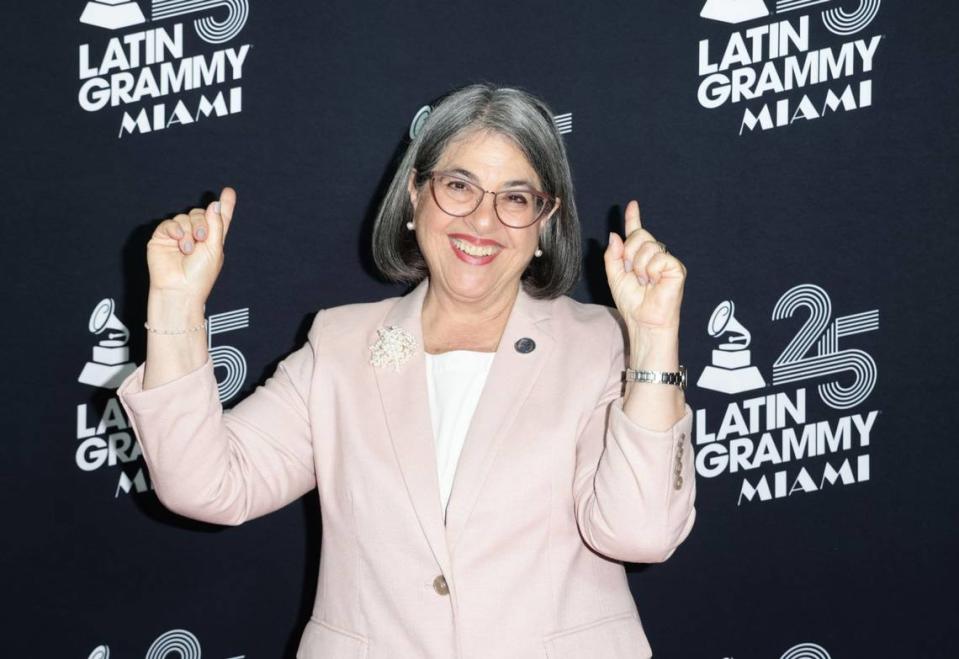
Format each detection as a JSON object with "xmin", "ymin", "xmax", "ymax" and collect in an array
[{"xmin": 423, "ymin": 169, "xmax": 559, "ymax": 229}]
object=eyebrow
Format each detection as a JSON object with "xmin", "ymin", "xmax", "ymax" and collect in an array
[{"xmin": 446, "ymin": 167, "xmax": 538, "ymax": 190}]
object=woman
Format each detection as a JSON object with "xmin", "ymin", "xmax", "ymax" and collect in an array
[{"xmin": 118, "ymin": 83, "xmax": 695, "ymax": 659}]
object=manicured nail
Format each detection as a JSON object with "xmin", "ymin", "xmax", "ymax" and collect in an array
[
  {"xmin": 638, "ymin": 276, "xmax": 648, "ymax": 285},
  {"xmin": 624, "ymin": 259, "xmax": 633, "ymax": 272},
  {"xmin": 176, "ymin": 226, "xmax": 185, "ymax": 238},
  {"xmin": 197, "ymin": 227, "xmax": 206, "ymax": 239},
  {"xmin": 608, "ymin": 231, "xmax": 615, "ymax": 245},
  {"xmin": 213, "ymin": 201, "xmax": 221, "ymax": 213},
  {"xmin": 183, "ymin": 240, "xmax": 194, "ymax": 253}
]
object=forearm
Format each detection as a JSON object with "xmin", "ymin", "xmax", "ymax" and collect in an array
[
  {"xmin": 142, "ymin": 289, "xmax": 209, "ymax": 389},
  {"xmin": 622, "ymin": 327, "xmax": 686, "ymax": 431}
]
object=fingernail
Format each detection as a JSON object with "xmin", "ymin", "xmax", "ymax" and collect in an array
[
  {"xmin": 607, "ymin": 231, "xmax": 615, "ymax": 245},
  {"xmin": 638, "ymin": 276, "xmax": 647, "ymax": 285},
  {"xmin": 183, "ymin": 240, "xmax": 194, "ymax": 253},
  {"xmin": 624, "ymin": 259, "xmax": 633, "ymax": 272},
  {"xmin": 197, "ymin": 227, "xmax": 206, "ymax": 240},
  {"xmin": 176, "ymin": 226, "xmax": 184, "ymax": 238},
  {"xmin": 213, "ymin": 201, "xmax": 221, "ymax": 213}
]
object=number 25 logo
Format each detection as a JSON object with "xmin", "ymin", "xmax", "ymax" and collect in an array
[{"xmin": 772, "ymin": 283, "xmax": 878, "ymax": 410}]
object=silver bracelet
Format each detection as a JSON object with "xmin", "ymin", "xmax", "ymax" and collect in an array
[
  {"xmin": 623, "ymin": 365, "xmax": 687, "ymax": 391},
  {"xmin": 143, "ymin": 319, "xmax": 207, "ymax": 335}
]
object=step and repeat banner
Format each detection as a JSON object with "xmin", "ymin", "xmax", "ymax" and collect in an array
[{"xmin": 5, "ymin": 0, "xmax": 956, "ymax": 657}]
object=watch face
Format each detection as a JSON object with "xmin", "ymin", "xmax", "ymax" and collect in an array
[{"xmin": 679, "ymin": 364, "xmax": 688, "ymax": 390}]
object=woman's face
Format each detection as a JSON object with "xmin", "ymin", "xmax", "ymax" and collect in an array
[{"xmin": 407, "ymin": 129, "xmax": 559, "ymax": 305}]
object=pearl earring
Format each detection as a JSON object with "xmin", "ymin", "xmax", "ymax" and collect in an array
[
  {"xmin": 534, "ymin": 247, "xmax": 543, "ymax": 258},
  {"xmin": 406, "ymin": 221, "xmax": 415, "ymax": 230}
]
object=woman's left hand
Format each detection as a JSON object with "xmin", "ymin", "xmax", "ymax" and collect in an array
[{"xmin": 603, "ymin": 200, "xmax": 686, "ymax": 335}]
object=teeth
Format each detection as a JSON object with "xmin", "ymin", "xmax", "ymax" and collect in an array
[{"xmin": 452, "ymin": 238, "xmax": 497, "ymax": 257}]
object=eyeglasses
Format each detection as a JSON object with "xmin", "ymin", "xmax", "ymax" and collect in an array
[{"xmin": 426, "ymin": 170, "xmax": 558, "ymax": 229}]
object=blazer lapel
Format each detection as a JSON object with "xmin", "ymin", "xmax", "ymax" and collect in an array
[
  {"xmin": 370, "ymin": 279, "xmax": 452, "ymax": 575},
  {"xmin": 443, "ymin": 286, "xmax": 555, "ymax": 554},
  {"xmin": 370, "ymin": 278, "xmax": 555, "ymax": 568}
]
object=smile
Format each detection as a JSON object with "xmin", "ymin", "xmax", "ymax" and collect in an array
[{"xmin": 451, "ymin": 237, "xmax": 499, "ymax": 257}]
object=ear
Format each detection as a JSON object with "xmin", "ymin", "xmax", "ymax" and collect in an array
[{"xmin": 407, "ymin": 169, "xmax": 419, "ymax": 210}]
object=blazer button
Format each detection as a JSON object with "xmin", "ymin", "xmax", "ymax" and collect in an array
[
  {"xmin": 433, "ymin": 574, "xmax": 449, "ymax": 596},
  {"xmin": 514, "ymin": 337, "xmax": 536, "ymax": 353}
]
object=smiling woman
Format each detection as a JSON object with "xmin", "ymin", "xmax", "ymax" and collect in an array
[
  {"xmin": 116, "ymin": 82, "xmax": 696, "ymax": 659},
  {"xmin": 373, "ymin": 85, "xmax": 582, "ymax": 303}
]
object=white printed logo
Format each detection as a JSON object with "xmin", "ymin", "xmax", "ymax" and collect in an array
[
  {"xmin": 694, "ymin": 283, "xmax": 880, "ymax": 506},
  {"xmin": 80, "ymin": 0, "xmax": 146, "ymax": 30},
  {"xmin": 89, "ymin": 628, "xmax": 246, "ymax": 659},
  {"xmin": 552, "ymin": 112, "xmax": 573, "ymax": 135},
  {"xmin": 780, "ymin": 642, "xmax": 831, "ymax": 659},
  {"xmin": 75, "ymin": 301, "xmax": 251, "ymax": 496},
  {"xmin": 409, "ymin": 105, "xmax": 432, "ymax": 140},
  {"xmin": 78, "ymin": 298, "xmax": 137, "ymax": 389},
  {"xmin": 207, "ymin": 307, "xmax": 250, "ymax": 401},
  {"xmin": 696, "ymin": 0, "xmax": 883, "ymax": 134},
  {"xmin": 78, "ymin": 0, "xmax": 253, "ymax": 138},
  {"xmin": 697, "ymin": 299, "xmax": 766, "ymax": 394},
  {"xmin": 700, "ymin": 0, "xmax": 770, "ymax": 25},
  {"xmin": 81, "ymin": 0, "xmax": 249, "ymax": 44},
  {"xmin": 408, "ymin": 105, "xmax": 573, "ymax": 140},
  {"xmin": 771, "ymin": 283, "xmax": 878, "ymax": 410}
]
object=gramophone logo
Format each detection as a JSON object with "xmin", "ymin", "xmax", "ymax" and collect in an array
[
  {"xmin": 79, "ymin": 0, "xmax": 146, "ymax": 30},
  {"xmin": 696, "ymin": 300, "xmax": 766, "ymax": 394},
  {"xmin": 700, "ymin": 0, "xmax": 769, "ymax": 24},
  {"xmin": 77, "ymin": 0, "xmax": 253, "ymax": 138},
  {"xmin": 78, "ymin": 297, "xmax": 137, "ymax": 389}
]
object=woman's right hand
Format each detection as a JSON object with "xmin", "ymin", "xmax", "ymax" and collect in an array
[{"xmin": 147, "ymin": 186, "xmax": 236, "ymax": 303}]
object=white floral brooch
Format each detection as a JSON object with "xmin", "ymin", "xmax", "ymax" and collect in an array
[{"xmin": 369, "ymin": 325, "xmax": 416, "ymax": 371}]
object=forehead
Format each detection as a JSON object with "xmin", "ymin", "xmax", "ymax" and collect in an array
[{"xmin": 436, "ymin": 129, "xmax": 541, "ymax": 188}]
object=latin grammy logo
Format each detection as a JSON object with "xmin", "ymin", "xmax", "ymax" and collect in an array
[
  {"xmin": 79, "ymin": 0, "xmax": 146, "ymax": 30},
  {"xmin": 78, "ymin": 298, "xmax": 137, "ymax": 389},
  {"xmin": 696, "ymin": 300, "xmax": 766, "ymax": 394},
  {"xmin": 700, "ymin": 0, "xmax": 769, "ymax": 24}
]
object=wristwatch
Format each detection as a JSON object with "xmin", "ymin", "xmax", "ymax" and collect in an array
[{"xmin": 623, "ymin": 365, "xmax": 687, "ymax": 391}]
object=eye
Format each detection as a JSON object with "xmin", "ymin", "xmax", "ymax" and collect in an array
[
  {"xmin": 504, "ymin": 192, "xmax": 530, "ymax": 206},
  {"xmin": 447, "ymin": 180, "xmax": 469, "ymax": 191}
]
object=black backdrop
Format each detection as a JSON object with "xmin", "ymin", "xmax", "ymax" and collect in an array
[{"xmin": 4, "ymin": 1, "xmax": 958, "ymax": 657}]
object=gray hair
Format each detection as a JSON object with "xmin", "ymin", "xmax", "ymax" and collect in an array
[{"xmin": 371, "ymin": 82, "xmax": 581, "ymax": 299}]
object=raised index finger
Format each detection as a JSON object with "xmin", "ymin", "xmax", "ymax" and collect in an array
[{"xmin": 625, "ymin": 199, "xmax": 642, "ymax": 237}]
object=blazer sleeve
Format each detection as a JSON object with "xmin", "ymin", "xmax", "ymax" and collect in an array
[
  {"xmin": 115, "ymin": 311, "xmax": 324, "ymax": 526},
  {"xmin": 572, "ymin": 316, "xmax": 696, "ymax": 564}
]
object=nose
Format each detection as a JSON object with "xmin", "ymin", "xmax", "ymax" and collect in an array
[{"xmin": 464, "ymin": 191, "xmax": 499, "ymax": 234}]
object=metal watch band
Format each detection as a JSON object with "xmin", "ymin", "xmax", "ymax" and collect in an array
[{"xmin": 622, "ymin": 364, "xmax": 687, "ymax": 391}]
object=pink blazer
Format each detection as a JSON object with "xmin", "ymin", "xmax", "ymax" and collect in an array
[{"xmin": 118, "ymin": 277, "xmax": 696, "ymax": 659}]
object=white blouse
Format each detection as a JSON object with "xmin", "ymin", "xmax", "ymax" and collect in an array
[{"xmin": 424, "ymin": 350, "xmax": 495, "ymax": 521}]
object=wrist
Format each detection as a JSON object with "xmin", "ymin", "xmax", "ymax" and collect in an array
[
  {"xmin": 147, "ymin": 289, "xmax": 207, "ymax": 327},
  {"xmin": 626, "ymin": 325, "xmax": 680, "ymax": 371}
]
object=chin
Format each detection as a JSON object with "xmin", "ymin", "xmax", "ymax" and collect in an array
[{"xmin": 440, "ymin": 267, "xmax": 510, "ymax": 302}]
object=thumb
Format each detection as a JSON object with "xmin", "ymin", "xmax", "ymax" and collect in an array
[
  {"xmin": 218, "ymin": 186, "xmax": 237, "ymax": 240},
  {"xmin": 205, "ymin": 198, "xmax": 223, "ymax": 247}
]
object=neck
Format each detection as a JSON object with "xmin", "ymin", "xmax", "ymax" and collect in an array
[{"xmin": 421, "ymin": 279, "xmax": 520, "ymax": 354}]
